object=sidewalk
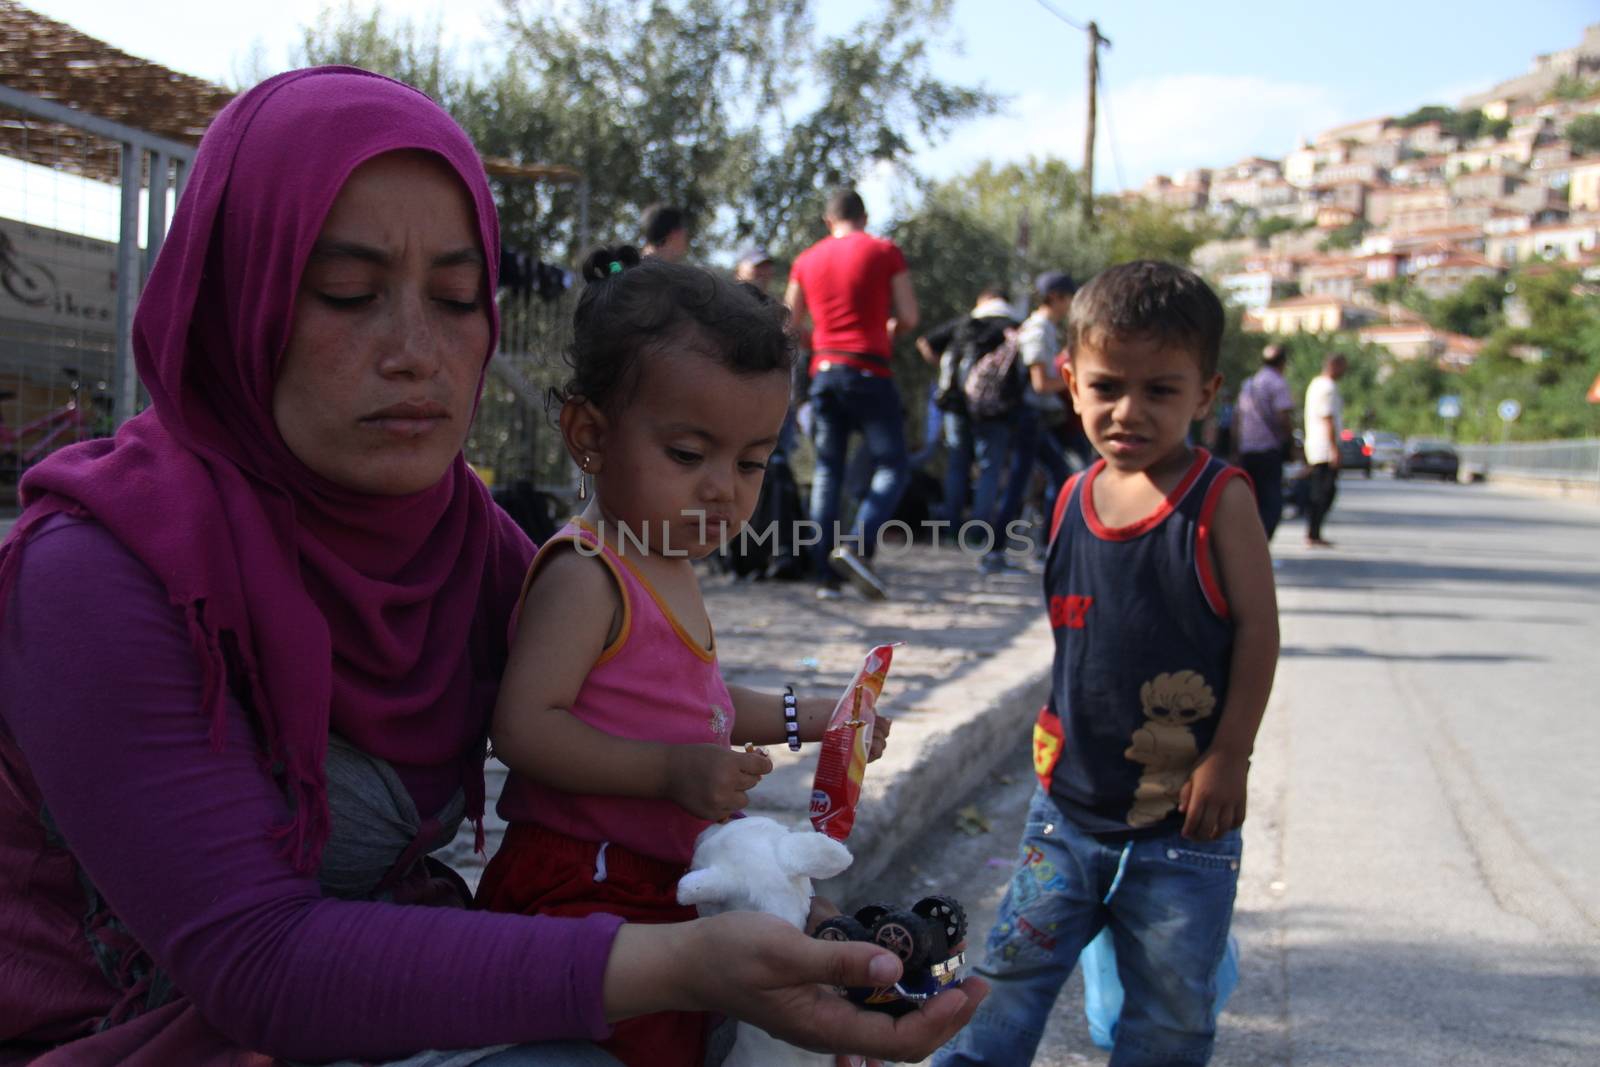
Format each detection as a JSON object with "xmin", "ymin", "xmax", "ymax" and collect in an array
[{"xmin": 440, "ymin": 542, "xmax": 1053, "ymax": 900}]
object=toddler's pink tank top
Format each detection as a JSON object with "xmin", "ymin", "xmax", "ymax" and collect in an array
[{"xmin": 495, "ymin": 520, "xmax": 735, "ymax": 864}]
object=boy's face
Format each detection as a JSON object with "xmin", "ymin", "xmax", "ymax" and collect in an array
[{"xmin": 1065, "ymin": 331, "xmax": 1221, "ymax": 476}]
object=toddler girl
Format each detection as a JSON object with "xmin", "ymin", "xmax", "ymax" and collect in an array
[{"xmin": 477, "ymin": 246, "xmax": 887, "ymax": 1067}]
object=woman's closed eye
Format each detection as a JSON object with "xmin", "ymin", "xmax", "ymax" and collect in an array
[
  {"xmin": 316, "ymin": 292, "xmax": 375, "ymax": 310},
  {"xmin": 433, "ymin": 296, "xmax": 481, "ymax": 313},
  {"xmin": 667, "ymin": 447, "xmax": 703, "ymax": 465},
  {"xmin": 738, "ymin": 459, "xmax": 769, "ymax": 474}
]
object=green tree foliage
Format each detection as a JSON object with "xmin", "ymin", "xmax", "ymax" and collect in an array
[
  {"xmin": 1551, "ymin": 74, "xmax": 1600, "ymax": 102},
  {"xmin": 1252, "ymin": 216, "xmax": 1296, "ymax": 242},
  {"xmin": 888, "ymin": 157, "xmax": 1218, "ymax": 400},
  {"xmin": 1567, "ymin": 114, "xmax": 1600, "ymax": 155},
  {"xmin": 1261, "ymin": 268, "xmax": 1600, "ymax": 443},
  {"xmin": 296, "ymin": 0, "xmax": 995, "ymax": 260},
  {"xmin": 1427, "ymin": 275, "xmax": 1506, "ymax": 338},
  {"xmin": 1318, "ymin": 218, "xmax": 1369, "ymax": 251},
  {"xmin": 1391, "ymin": 105, "xmax": 1508, "ymax": 142}
]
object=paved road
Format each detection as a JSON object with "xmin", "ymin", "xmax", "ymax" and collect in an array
[{"xmin": 877, "ymin": 477, "xmax": 1600, "ymax": 1066}]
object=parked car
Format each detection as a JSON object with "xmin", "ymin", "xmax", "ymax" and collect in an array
[
  {"xmin": 1337, "ymin": 428, "xmax": 1372, "ymax": 477},
  {"xmin": 1363, "ymin": 430, "xmax": 1404, "ymax": 472},
  {"xmin": 1397, "ymin": 438, "xmax": 1460, "ymax": 481}
]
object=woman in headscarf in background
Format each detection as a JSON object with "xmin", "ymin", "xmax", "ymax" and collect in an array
[{"xmin": 0, "ymin": 68, "xmax": 982, "ymax": 1066}]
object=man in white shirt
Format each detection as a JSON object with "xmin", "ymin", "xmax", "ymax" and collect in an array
[{"xmin": 1302, "ymin": 354, "xmax": 1347, "ymax": 547}]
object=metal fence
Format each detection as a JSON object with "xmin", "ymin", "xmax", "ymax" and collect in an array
[
  {"xmin": 472, "ymin": 287, "xmax": 578, "ymax": 492},
  {"xmin": 1456, "ymin": 438, "xmax": 1600, "ymax": 486},
  {"xmin": 0, "ymin": 79, "xmax": 577, "ymax": 503},
  {"xmin": 0, "ymin": 83, "xmax": 190, "ymax": 494}
]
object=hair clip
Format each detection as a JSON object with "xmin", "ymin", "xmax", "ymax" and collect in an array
[{"xmin": 608, "ymin": 260, "xmax": 623, "ymax": 275}]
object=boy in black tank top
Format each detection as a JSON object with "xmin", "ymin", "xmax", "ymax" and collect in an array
[{"xmin": 935, "ymin": 262, "xmax": 1279, "ymax": 1067}]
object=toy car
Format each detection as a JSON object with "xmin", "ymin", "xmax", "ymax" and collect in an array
[{"xmin": 813, "ymin": 895, "xmax": 968, "ymax": 1016}]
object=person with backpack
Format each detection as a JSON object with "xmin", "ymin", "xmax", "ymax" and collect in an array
[
  {"xmin": 916, "ymin": 286, "xmax": 1018, "ymax": 534},
  {"xmin": 961, "ymin": 288, "xmax": 1034, "ymax": 576},
  {"xmin": 986, "ymin": 271, "xmax": 1079, "ymax": 571}
]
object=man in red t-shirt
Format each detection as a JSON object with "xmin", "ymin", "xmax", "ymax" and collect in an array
[{"xmin": 785, "ymin": 189, "xmax": 919, "ymax": 600}]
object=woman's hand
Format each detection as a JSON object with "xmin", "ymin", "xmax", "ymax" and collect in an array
[
  {"xmin": 664, "ymin": 744, "xmax": 771, "ymax": 822},
  {"xmin": 608, "ymin": 912, "xmax": 987, "ymax": 1061}
]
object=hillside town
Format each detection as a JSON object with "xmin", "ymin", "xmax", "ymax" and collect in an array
[{"xmin": 1138, "ymin": 24, "xmax": 1600, "ymax": 373}]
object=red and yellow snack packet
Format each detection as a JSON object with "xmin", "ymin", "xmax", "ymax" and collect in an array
[{"xmin": 809, "ymin": 644, "xmax": 895, "ymax": 841}]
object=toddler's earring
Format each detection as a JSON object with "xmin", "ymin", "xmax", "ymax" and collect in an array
[{"xmin": 577, "ymin": 455, "xmax": 590, "ymax": 501}]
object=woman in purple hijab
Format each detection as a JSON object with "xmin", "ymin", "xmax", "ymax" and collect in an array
[{"xmin": 0, "ymin": 68, "xmax": 982, "ymax": 1065}]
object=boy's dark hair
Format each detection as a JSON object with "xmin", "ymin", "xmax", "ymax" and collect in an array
[
  {"xmin": 1067, "ymin": 260, "xmax": 1225, "ymax": 378},
  {"xmin": 1262, "ymin": 342, "xmax": 1287, "ymax": 368},
  {"xmin": 640, "ymin": 203, "xmax": 686, "ymax": 247},
  {"xmin": 976, "ymin": 283, "xmax": 1010, "ymax": 304},
  {"xmin": 561, "ymin": 244, "xmax": 795, "ymax": 413},
  {"xmin": 825, "ymin": 188, "xmax": 867, "ymax": 224}
]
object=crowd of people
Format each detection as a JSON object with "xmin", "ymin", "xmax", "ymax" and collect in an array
[{"xmin": 0, "ymin": 64, "xmax": 1293, "ymax": 1067}]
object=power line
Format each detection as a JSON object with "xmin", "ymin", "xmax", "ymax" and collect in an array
[{"xmin": 1031, "ymin": 0, "xmax": 1089, "ymax": 33}]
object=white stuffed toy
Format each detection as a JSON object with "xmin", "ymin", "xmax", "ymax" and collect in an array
[{"xmin": 677, "ymin": 816, "xmax": 854, "ymax": 1067}]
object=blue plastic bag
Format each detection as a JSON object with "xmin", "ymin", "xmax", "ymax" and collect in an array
[{"xmin": 1080, "ymin": 928, "xmax": 1240, "ymax": 1050}]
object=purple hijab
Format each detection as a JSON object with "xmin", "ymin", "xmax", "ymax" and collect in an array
[{"xmin": 0, "ymin": 67, "xmax": 533, "ymax": 871}]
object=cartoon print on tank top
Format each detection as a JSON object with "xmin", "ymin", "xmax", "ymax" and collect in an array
[
  {"xmin": 708, "ymin": 704, "xmax": 730, "ymax": 738},
  {"xmin": 1124, "ymin": 670, "xmax": 1217, "ymax": 828}
]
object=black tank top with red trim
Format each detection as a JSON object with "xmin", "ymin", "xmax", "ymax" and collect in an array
[{"xmin": 1033, "ymin": 449, "xmax": 1243, "ymax": 837}]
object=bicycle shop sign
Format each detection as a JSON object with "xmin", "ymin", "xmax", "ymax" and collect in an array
[{"xmin": 0, "ymin": 218, "xmax": 116, "ymax": 332}]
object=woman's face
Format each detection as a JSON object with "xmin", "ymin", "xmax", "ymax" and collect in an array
[{"xmin": 272, "ymin": 151, "xmax": 490, "ymax": 496}]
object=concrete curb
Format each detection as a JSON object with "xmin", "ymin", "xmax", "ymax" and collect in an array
[{"xmin": 810, "ymin": 614, "xmax": 1052, "ymax": 904}]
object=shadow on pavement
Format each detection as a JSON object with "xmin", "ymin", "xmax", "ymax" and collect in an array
[
  {"xmin": 1222, "ymin": 907, "xmax": 1600, "ymax": 1066},
  {"xmin": 1279, "ymin": 644, "xmax": 1542, "ymax": 664},
  {"xmin": 1333, "ymin": 505, "xmax": 1600, "ymax": 533},
  {"xmin": 1273, "ymin": 554, "xmax": 1600, "ymax": 594}
]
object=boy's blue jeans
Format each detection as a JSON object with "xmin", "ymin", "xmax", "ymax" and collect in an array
[{"xmin": 935, "ymin": 788, "xmax": 1240, "ymax": 1067}]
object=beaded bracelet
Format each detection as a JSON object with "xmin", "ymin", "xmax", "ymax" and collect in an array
[{"xmin": 783, "ymin": 685, "xmax": 801, "ymax": 751}]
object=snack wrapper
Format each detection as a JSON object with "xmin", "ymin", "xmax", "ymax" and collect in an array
[{"xmin": 809, "ymin": 644, "xmax": 895, "ymax": 841}]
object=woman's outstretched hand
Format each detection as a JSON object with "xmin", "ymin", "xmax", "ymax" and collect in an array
[{"xmin": 605, "ymin": 911, "xmax": 987, "ymax": 1062}]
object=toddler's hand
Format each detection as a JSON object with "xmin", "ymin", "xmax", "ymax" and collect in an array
[
  {"xmin": 867, "ymin": 715, "xmax": 892, "ymax": 763},
  {"xmin": 666, "ymin": 744, "xmax": 772, "ymax": 822}
]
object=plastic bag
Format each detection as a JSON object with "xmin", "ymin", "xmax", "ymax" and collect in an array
[{"xmin": 1081, "ymin": 928, "xmax": 1240, "ymax": 1050}]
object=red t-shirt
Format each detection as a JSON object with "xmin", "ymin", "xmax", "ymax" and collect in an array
[{"xmin": 791, "ymin": 231, "xmax": 908, "ymax": 377}]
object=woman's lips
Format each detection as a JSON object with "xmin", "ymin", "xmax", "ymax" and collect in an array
[{"xmin": 362, "ymin": 401, "xmax": 449, "ymax": 437}]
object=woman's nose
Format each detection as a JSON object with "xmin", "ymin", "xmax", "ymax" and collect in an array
[{"xmin": 377, "ymin": 291, "xmax": 444, "ymax": 380}]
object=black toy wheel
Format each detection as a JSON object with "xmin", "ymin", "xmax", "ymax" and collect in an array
[
  {"xmin": 913, "ymin": 894, "xmax": 968, "ymax": 951},
  {"xmin": 853, "ymin": 902, "xmax": 895, "ymax": 930},
  {"xmin": 814, "ymin": 916, "xmax": 871, "ymax": 943},
  {"xmin": 871, "ymin": 910, "xmax": 932, "ymax": 973}
]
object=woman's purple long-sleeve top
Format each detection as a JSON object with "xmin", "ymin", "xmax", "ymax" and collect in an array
[{"xmin": 0, "ymin": 517, "xmax": 624, "ymax": 1061}]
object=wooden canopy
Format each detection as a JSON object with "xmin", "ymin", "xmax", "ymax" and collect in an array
[
  {"xmin": 0, "ymin": 0, "xmax": 234, "ymax": 184},
  {"xmin": 0, "ymin": 2, "xmax": 580, "ymax": 192}
]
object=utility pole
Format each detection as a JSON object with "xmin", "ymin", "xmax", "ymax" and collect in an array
[{"xmin": 1083, "ymin": 20, "xmax": 1109, "ymax": 226}]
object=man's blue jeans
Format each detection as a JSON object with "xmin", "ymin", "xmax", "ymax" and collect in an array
[
  {"xmin": 808, "ymin": 367, "xmax": 909, "ymax": 581},
  {"xmin": 940, "ymin": 410, "xmax": 974, "ymax": 525},
  {"xmin": 1033, "ymin": 416, "xmax": 1075, "ymax": 531},
  {"xmin": 934, "ymin": 789, "xmax": 1240, "ymax": 1067},
  {"xmin": 970, "ymin": 412, "xmax": 1021, "ymax": 549}
]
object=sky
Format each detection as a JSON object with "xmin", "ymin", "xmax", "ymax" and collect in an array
[{"xmin": 14, "ymin": 0, "xmax": 1600, "ymax": 206}]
